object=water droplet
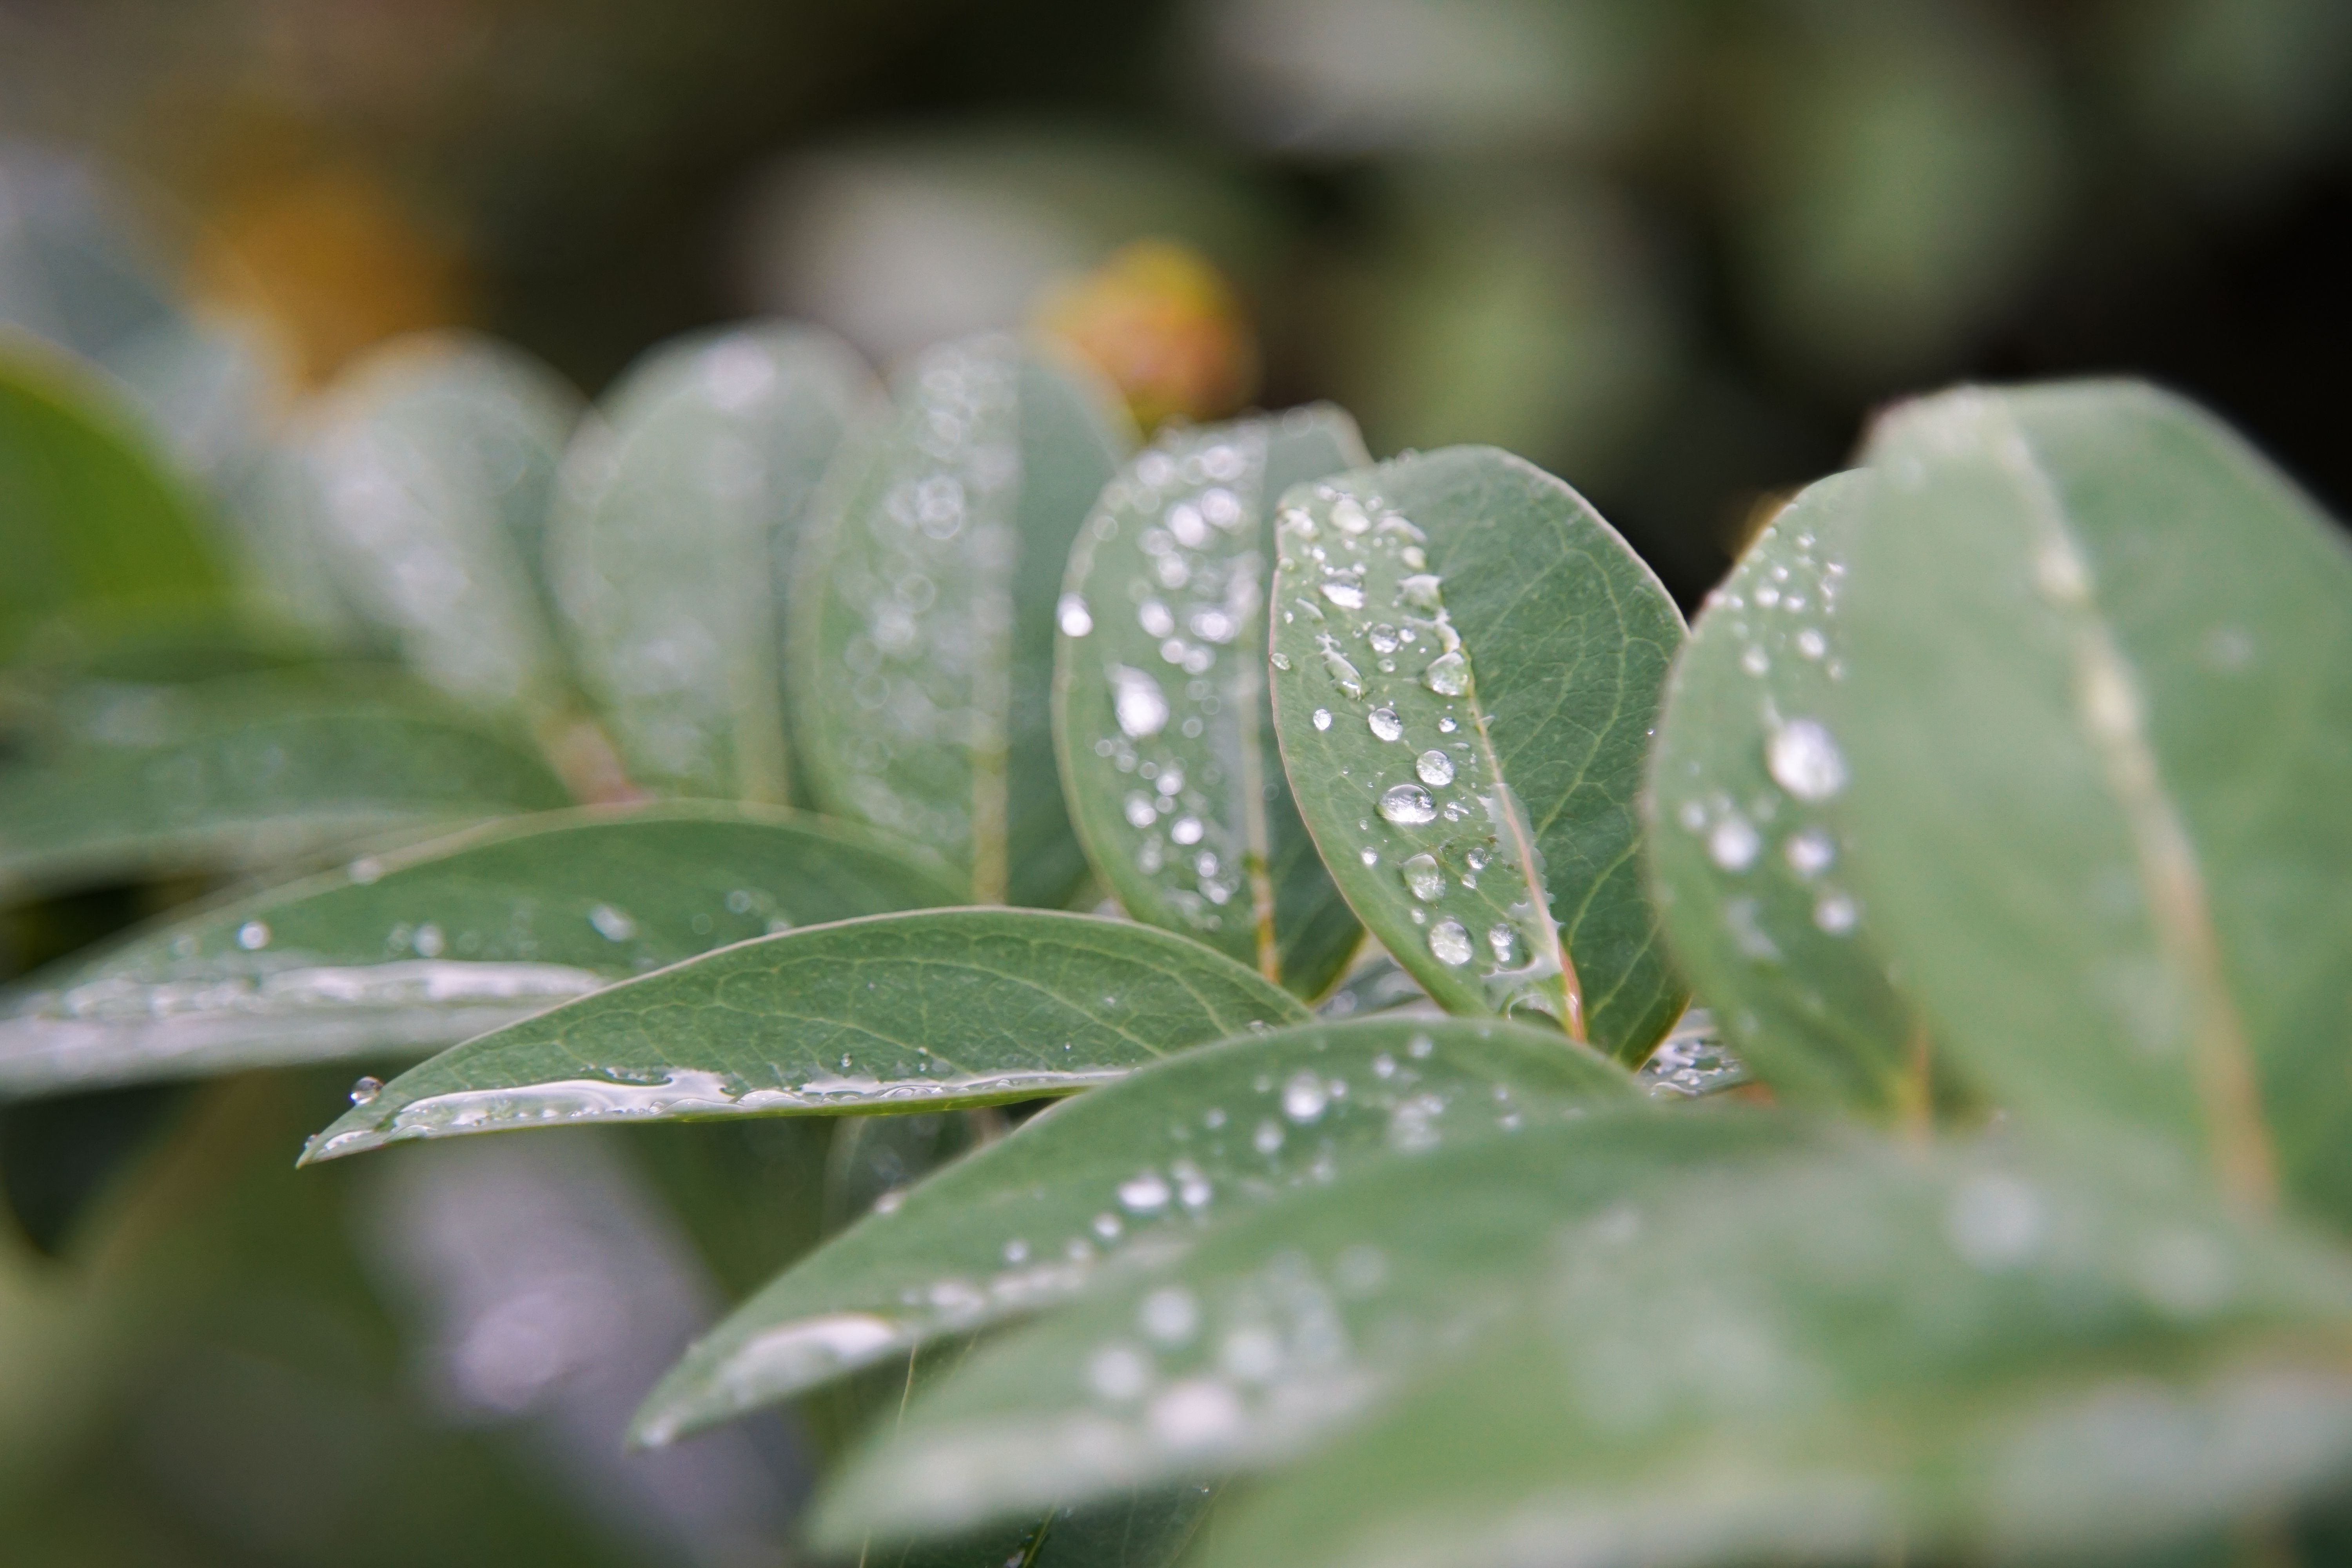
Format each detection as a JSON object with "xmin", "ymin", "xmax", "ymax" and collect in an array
[
  {"xmin": 1141, "ymin": 1287, "xmax": 1199, "ymax": 1344},
  {"xmin": 1320, "ymin": 643, "xmax": 1365, "ymax": 698},
  {"xmin": 589, "ymin": 904, "xmax": 636, "ymax": 942},
  {"xmin": 1784, "ymin": 829, "xmax": 1835, "ymax": 877},
  {"xmin": 1313, "ymin": 708, "xmax": 1333, "ymax": 731},
  {"xmin": 1421, "ymin": 651, "xmax": 1468, "ymax": 696},
  {"xmin": 1003, "ymin": 1238, "xmax": 1029, "ymax": 1264},
  {"xmin": 1767, "ymin": 719, "xmax": 1847, "ymax": 802},
  {"xmin": 1379, "ymin": 784, "xmax": 1437, "ymax": 825},
  {"xmin": 1139, "ymin": 600, "xmax": 1176, "ymax": 637},
  {"xmin": 1112, "ymin": 666, "xmax": 1171, "ymax": 738},
  {"xmin": 1171, "ymin": 817, "xmax": 1205, "ymax": 846},
  {"xmin": 1399, "ymin": 573, "xmax": 1442, "ymax": 610},
  {"xmin": 1708, "ymin": 816, "xmax": 1760, "ymax": 871},
  {"xmin": 1487, "ymin": 924, "xmax": 1519, "ymax": 965},
  {"xmin": 1358, "ymin": 848, "xmax": 1379, "ymax": 866},
  {"xmin": 1795, "ymin": 627, "xmax": 1827, "ymax": 660},
  {"xmin": 1321, "ymin": 581, "xmax": 1366, "ymax": 610},
  {"xmin": 1415, "ymin": 750, "xmax": 1454, "ymax": 786},
  {"xmin": 1740, "ymin": 644, "xmax": 1770, "ymax": 677},
  {"xmin": 1330, "ymin": 496, "xmax": 1370, "ymax": 534},
  {"xmin": 1428, "ymin": 919, "xmax": 1474, "ymax": 966},
  {"xmin": 1437, "ymin": 716, "xmax": 1457, "ymax": 733},
  {"xmin": 1813, "ymin": 891, "xmax": 1858, "ymax": 935},
  {"xmin": 1089, "ymin": 1344, "xmax": 1153, "ymax": 1400},
  {"xmin": 1368, "ymin": 707, "xmax": 1403, "ymax": 742},
  {"xmin": 235, "ymin": 921, "xmax": 271, "ymax": 951},
  {"xmin": 1124, "ymin": 793, "xmax": 1158, "ymax": 829},
  {"xmin": 413, "ymin": 924, "xmax": 446, "ymax": 958},
  {"xmin": 1118, "ymin": 1171, "xmax": 1172, "ymax": 1212},
  {"xmin": 1281, "ymin": 1071, "xmax": 1329, "ymax": 1122},
  {"xmin": 1401, "ymin": 853, "xmax": 1444, "ymax": 902},
  {"xmin": 1058, "ymin": 593, "xmax": 1094, "ymax": 637},
  {"xmin": 1270, "ymin": 651, "xmax": 1292, "ymax": 671},
  {"xmin": 1253, "ymin": 1119, "xmax": 1284, "ymax": 1155},
  {"xmin": 349, "ymin": 1076, "xmax": 383, "ymax": 1105},
  {"xmin": 1367, "ymin": 624, "xmax": 1401, "ymax": 654}
]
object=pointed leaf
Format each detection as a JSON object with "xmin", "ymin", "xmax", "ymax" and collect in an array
[
  {"xmin": 550, "ymin": 322, "xmax": 881, "ymax": 802},
  {"xmin": 1055, "ymin": 408, "xmax": 1368, "ymax": 996},
  {"xmin": 867, "ymin": 1486, "xmax": 1220, "ymax": 1568},
  {"xmin": 302, "ymin": 909, "xmax": 1307, "ymax": 1161},
  {"xmin": 1267, "ymin": 446, "xmax": 1687, "ymax": 1060},
  {"xmin": 1644, "ymin": 471, "xmax": 1924, "ymax": 1114},
  {"xmin": 1192, "ymin": 1136, "xmax": 2352, "ymax": 1568},
  {"xmin": 789, "ymin": 334, "xmax": 1134, "ymax": 905},
  {"xmin": 812, "ymin": 1111, "xmax": 1811, "ymax": 1543},
  {"xmin": 1829, "ymin": 383, "xmax": 2352, "ymax": 1223},
  {"xmin": 0, "ymin": 805, "xmax": 955, "ymax": 1096},
  {"xmin": 296, "ymin": 332, "xmax": 581, "ymax": 717},
  {"xmin": 0, "ymin": 668, "xmax": 568, "ymax": 899},
  {"xmin": 632, "ymin": 1016, "xmax": 1634, "ymax": 1444}
]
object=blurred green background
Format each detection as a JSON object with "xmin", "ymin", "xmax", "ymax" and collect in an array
[{"xmin": 1, "ymin": 0, "xmax": 2348, "ymax": 1562}]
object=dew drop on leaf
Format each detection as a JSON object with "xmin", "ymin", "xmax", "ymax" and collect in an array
[
  {"xmin": 1767, "ymin": 718, "xmax": 1848, "ymax": 801},
  {"xmin": 235, "ymin": 921, "xmax": 271, "ymax": 951},
  {"xmin": 1111, "ymin": 665, "xmax": 1171, "ymax": 738},
  {"xmin": 349, "ymin": 1076, "xmax": 383, "ymax": 1105},
  {"xmin": 1368, "ymin": 707, "xmax": 1403, "ymax": 742},
  {"xmin": 1708, "ymin": 816, "xmax": 1760, "ymax": 871},
  {"xmin": 1784, "ymin": 828, "xmax": 1835, "ymax": 877},
  {"xmin": 1415, "ymin": 750, "xmax": 1455, "ymax": 786},
  {"xmin": 1313, "ymin": 708, "xmax": 1333, "ymax": 731},
  {"xmin": 1281, "ymin": 1070, "xmax": 1330, "ymax": 1123},
  {"xmin": 1421, "ymin": 651, "xmax": 1468, "ymax": 696},
  {"xmin": 1401, "ymin": 852, "xmax": 1445, "ymax": 902},
  {"xmin": 1428, "ymin": 919, "xmax": 1474, "ymax": 966},
  {"xmin": 1058, "ymin": 592, "xmax": 1094, "ymax": 637},
  {"xmin": 1378, "ymin": 783, "xmax": 1437, "ymax": 825}
]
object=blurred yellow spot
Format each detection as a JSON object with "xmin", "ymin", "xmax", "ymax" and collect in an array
[
  {"xmin": 194, "ymin": 165, "xmax": 473, "ymax": 386},
  {"xmin": 1035, "ymin": 240, "xmax": 1259, "ymax": 430}
]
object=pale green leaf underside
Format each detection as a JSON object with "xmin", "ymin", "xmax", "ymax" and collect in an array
[
  {"xmin": 1644, "ymin": 470, "xmax": 1922, "ymax": 1113},
  {"xmin": 813, "ymin": 1111, "xmax": 1809, "ymax": 1544},
  {"xmin": 1833, "ymin": 381, "xmax": 2352, "ymax": 1225},
  {"xmin": 1195, "ymin": 1136, "xmax": 2352, "ymax": 1568},
  {"xmin": 551, "ymin": 321, "xmax": 879, "ymax": 803},
  {"xmin": 1267, "ymin": 445, "xmax": 1687, "ymax": 1061},
  {"xmin": 1054, "ymin": 406, "xmax": 1368, "ymax": 997},
  {"xmin": 0, "ymin": 804, "xmax": 954, "ymax": 1097},
  {"xmin": 0, "ymin": 668, "xmax": 569, "ymax": 899},
  {"xmin": 790, "ymin": 334, "xmax": 1133, "ymax": 905},
  {"xmin": 302, "ymin": 908, "xmax": 1307, "ymax": 1162},
  {"xmin": 632, "ymin": 1016, "xmax": 1635, "ymax": 1445}
]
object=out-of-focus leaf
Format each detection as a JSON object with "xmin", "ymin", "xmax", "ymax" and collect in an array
[
  {"xmin": 1175, "ymin": 1136, "xmax": 2352, "ymax": 1568},
  {"xmin": 0, "ymin": 334, "xmax": 229, "ymax": 661},
  {"xmin": 789, "ymin": 334, "xmax": 1133, "ymax": 906},
  {"xmin": 0, "ymin": 668, "xmax": 568, "ymax": 900},
  {"xmin": 1054, "ymin": 408, "xmax": 1366, "ymax": 995},
  {"xmin": 0, "ymin": 144, "xmax": 180, "ymax": 363},
  {"xmin": 294, "ymin": 332, "xmax": 581, "ymax": 718},
  {"xmin": 1313, "ymin": 951, "xmax": 1431, "ymax": 1020},
  {"xmin": 1644, "ymin": 471, "xmax": 1924, "ymax": 1115},
  {"xmin": 0, "ymin": 805, "xmax": 955, "ymax": 1097},
  {"xmin": 301, "ymin": 909, "xmax": 1307, "ymax": 1162},
  {"xmin": 1828, "ymin": 382, "xmax": 2352, "ymax": 1225},
  {"xmin": 631, "ymin": 1016, "xmax": 1632, "ymax": 1445},
  {"xmin": 550, "ymin": 322, "xmax": 880, "ymax": 802},
  {"xmin": 1267, "ymin": 446, "xmax": 1686, "ymax": 1061},
  {"xmin": 865, "ymin": 1486, "xmax": 1220, "ymax": 1568},
  {"xmin": 811, "ymin": 1111, "xmax": 1811, "ymax": 1542}
]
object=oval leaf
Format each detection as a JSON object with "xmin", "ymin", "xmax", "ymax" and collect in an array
[
  {"xmin": 1055, "ymin": 407, "xmax": 1368, "ymax": 996},
  {"xmin": 0, "ymin": 805, "xmax": 955, "ymax": 1096},
  {"xmin": 1831, "ymin": 382, "xmax": 2352, "ymax": 1222},
  {"xmin": 1267, "ymin": 446, "xmax": 1687, "ymax": 1060},
  {"xmin": 789, "ymin": 334, "xmax": 1134, "ymax": 905},
  {"xmin": 1644, "ymin": 470, "xmax": 1925, "ymax": 1114},
  {"xmin": 301, "ymin": 908, "xmax": 1307, "ymax": 1161},
  {"xmin": 550, "ymin": 322, "xmax": 881, "ymax": 802},
  {"xmin": 0, "ymin": 668, "xmax": 568, "ymax": 899},
  {"xmin": 632, "ymin": 1016, "xmax": 1635, "ymax": 1445}
]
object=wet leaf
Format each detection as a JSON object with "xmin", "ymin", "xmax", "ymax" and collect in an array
[
  {"xmin": 1180, "ymin": 1136, "xmax": 2352, "ymax": 1568},
  {"xmin": 789, "ymin": 334, "xmax": 1134, "ymax": 906},
  {"xmin": 0, "ymin": 805, "xmax": 955, "ymax": 1097},
  {"xmin": 301, "ymin": 909, "xmax": 1306, "ymax": 1163},
  {"xmin": 0, "ymin": 668, "xmax": 569, "ymax": 900},
  {"xmin": 1267, "ymin": 446, "xmax": 1687, "ymax": 1061},
  {"xmin": 811, "ymin": 1110, "xmax": 1811, "ymax": 1543},
  {"xmin": 1644, "ymin": 471, "xmax": 1925, "ymax": 1114},
  {"xmin": 550, "ymin": 323, "xmax": 880, "ymax": 803},
  {"xmin": 1829, "ymin": 383, "xmax": 2352, "ymax": 1223},
  {"xmin": 1054, "ymin": 408, "xmax": 1368, "ymax": 997},
  {"xmin": 630, "ymin": 1016, "xmax": 1634, "ymax": 1445},
  {"xmin": 0, "ymin": 334, "xmax": 229, "ymax": 661},
  {"xmin": 867, "ymin": 1486, "xmax": 1221, "ymax": 1568},
  {"xmin": 294, "ymin": 332, "xmax": 581, "ymax": 718}
]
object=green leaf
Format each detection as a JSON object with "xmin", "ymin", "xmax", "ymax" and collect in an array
[
  {"xmin": 865, "ymin": 1486, "xmax": 1221, "ymax": 1568},
  {"xmin": 1644, "ymin": 471, "xmax": 1926, "ymax": 1115},
  {"xmin": 1828, "ymin": 383, "xmax": 2352, "ymax": 1223},
  {"xmin": 294, "ymin": 332, "xmax": 581, "ymax": 717},
  {"xmin": 630, "ymin": 1016, "xmax": 1634, "ymax": 1445},
  {"xmin": 789, "ymin": 334, "xmax": 1134, "ymax": 905},
  {"xmin": 1183, "ymin": 1135, "xmax": 2352, "ymax": 1568},
  {"xmin": 1267, "ymin": 446, "xmax": 1687, "ymax": 1061},
  {"xmin": 0, "ymin": 804, "xmax": 955, "ymax": 1097},
  {"xmin": 550, "ymin": 322, "xmax": 880, "ymax": 803},
  {"xmin": 811, "ymin": 1110, "xmax": 1810, "ymax": 1544},
  {"xmin": 0, "ymin": 333, "xmax": 229, "ymax": 661},
  {"xmin": 1054, "ymin": 408, "xmax": 1368, "ymax": 997},
  {"xmin": 301, "ymin": 908, "xmax": 1307, "ymax": 1162},
  {"xmin": 0, "ymin": 668, "xmax": 569, "ymax": 900}
]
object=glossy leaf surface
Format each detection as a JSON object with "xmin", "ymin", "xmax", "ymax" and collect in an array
[
  {"xmin": 551, "ymin": 323, "xmax": 879, "ymax": 802},
  {"xmin": 813, "ymin": 1111, "xmax": 1810, "ymax": 1542},
  {"xmin": 0, "ymin": 805, "xmax": 955, "ymax": 1096},
  {"xmin": 1831, "ymin": 383, "xmax": 2352, "ymax": 1221},
  {"xmin": 1055, "ymin": 408, "xmax": 1367, "ymax": 997},
  {"xmin": 1267, "ymin": 446, "xmax": 1686, "ymax": 1060},
  {"xmin": 790, "ymin": 334, "xmax": 1132, "ymax": 905},
  {"xmin": 303, "ymin": 909, "xmax": 1307, "ymax": 1161},
  {"xmin": 632, "ymin": 1016, "xmax": 1634, "ymax": 1444},
  {"xmin": 1644, "ymin": 471, "xmax": 1923, "ymax": 1113},
  {"xmin": 0, "ymin": 669, "xmax": 568, "ymax": 898},
  {"xmin": 1196, "ymin": 1134, "xmax": 2352, "ymax": 1568}
]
